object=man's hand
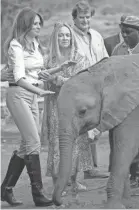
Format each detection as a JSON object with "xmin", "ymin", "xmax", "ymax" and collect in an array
[{"xmin": 88, "ymin": 129, "xmax": 101, "ymax": 144}]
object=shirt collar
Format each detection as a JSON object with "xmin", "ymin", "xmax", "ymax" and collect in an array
[
  {"xmin": 25, "ymin": 37, "xmax": 39, "ymax": 49},
  {"xmin": 130, "ymin": 42, "xmax": 139, "ymax": 53},
  {"xmin": 122, "ymin": 41, "xmax": 139, "ymax": 51},
  {"xmin": 121, "ymin": 41, "xmax": 127, "ymax": 48},
  {"xmin": 119, "ymin": 32, "xmax": 124, "ymax": 43},
  {"xmin": 73, "ymin": 24, "xmax": 91, "ymax": 36}
]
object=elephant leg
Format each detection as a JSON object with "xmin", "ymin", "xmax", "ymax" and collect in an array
[
  {"xmin": 122, "ymin": 174, "xmax": 131, "ymax": 199},
  {"xmin": 105, "ymin": 107, "xmax": 139, "ymax": 209}
]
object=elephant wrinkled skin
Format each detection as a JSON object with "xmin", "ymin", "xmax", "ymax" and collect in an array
[{"xmin": 52, "ymin": 54, "xmax": 139, "ymax": 208}]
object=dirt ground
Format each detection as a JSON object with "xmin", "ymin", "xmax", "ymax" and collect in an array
[{"xmin": 1, "ymin": 129, "xmax": 139, "ymax": 209}]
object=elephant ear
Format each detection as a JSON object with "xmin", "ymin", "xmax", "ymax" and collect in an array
[{"xmin": 96, "ymin": 54, "xmax": 139, "ymax": 132}]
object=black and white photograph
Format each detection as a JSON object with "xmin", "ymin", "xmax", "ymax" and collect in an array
[{"xmin": 1, "ymin": 0, "xmax": 139, "ymax": 209}]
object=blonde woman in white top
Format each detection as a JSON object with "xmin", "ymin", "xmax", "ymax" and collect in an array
[{"xmin": 1, "ymin": 7, "xmax": 54, "ymax": 207}]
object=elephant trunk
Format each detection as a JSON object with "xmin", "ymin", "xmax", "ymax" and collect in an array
[{"xmin": 53, "ymin": 129, "xmax": 74, "ymax": 206}]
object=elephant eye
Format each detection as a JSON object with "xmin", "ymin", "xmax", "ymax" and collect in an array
[{"xmin": 78, "ymin": 108, "xmax": 87, "ymax": 116}]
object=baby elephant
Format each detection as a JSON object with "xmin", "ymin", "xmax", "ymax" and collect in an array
[{"xmin": 53, "ymin": 54, "xmax": 139, "ymax": 209}]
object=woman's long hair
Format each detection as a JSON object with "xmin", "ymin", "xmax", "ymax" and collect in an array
[
  {"xmin": 47, "ymin": 21, "xmax": 78, "ymax": 68},
  {"xmin": 4, "ymin": 7, "xmax": 44, "ymax": 55}
]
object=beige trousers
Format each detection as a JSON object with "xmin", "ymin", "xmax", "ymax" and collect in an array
[{"xmin": 6, "ymin": 86, "xmax": 40, "ymax": 158}]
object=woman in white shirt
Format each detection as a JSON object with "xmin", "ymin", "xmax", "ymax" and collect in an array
[{"xmin": 1, "ymin": 7, "xmax": 54, "ymax": 207}]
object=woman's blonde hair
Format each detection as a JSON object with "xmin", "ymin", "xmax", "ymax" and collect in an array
[
  {"xmin": 47, "ymin": 21, "xmax": 78, "ymax": 68},
  {"xmin": 4, "ymin": 7, "xmax": 44, "ymax": 54}
]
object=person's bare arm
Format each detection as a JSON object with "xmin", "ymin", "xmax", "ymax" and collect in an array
[
  {"xmin": 17, "ymin": 78, "xmax": 55, "ymax": 96},
  {"xmin": 39, "ymin": 60, "xmax": 77, "ymax": 79}
]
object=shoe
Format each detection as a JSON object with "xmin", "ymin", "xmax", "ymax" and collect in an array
[
  {"xmin": 24, "ymin": 154, "xmax": 53, "ymax": 207},
  {"xmin": 1, "ymin": 150, "xmax": 25, "ymax": 206},
  {"xmin": 84, "ymin": 169, "xmax": 109, "ymax": 179}
]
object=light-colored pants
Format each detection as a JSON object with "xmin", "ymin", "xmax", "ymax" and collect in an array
[{"xmin": 6, "ymin": 86, "xmax": 40, "ymax": 158}]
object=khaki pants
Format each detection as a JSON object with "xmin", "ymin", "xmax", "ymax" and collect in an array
[{"xmin": 6, "ymin": 86, "xmax": 40, "ymax": 158}]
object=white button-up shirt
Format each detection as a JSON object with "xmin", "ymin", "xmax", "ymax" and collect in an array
[
  {"xmin": 73, "ymin": 25, "xmax": 109, "ymax": 67},
  {"xmin": 8, "ymin": 39, "xmax": 44, "ymax": 84}
]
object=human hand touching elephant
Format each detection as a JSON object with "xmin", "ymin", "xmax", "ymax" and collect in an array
[
  {"xmin": 38, "ymin": 89, "xmax": 55, "ymax": 96},
  {"xmin": 88, "ymin": 129, "xmax": 101, "ymax": 144}
]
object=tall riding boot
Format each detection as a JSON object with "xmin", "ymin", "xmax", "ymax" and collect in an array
[
  {"xmin": 24, "ymin": 154, "xmax": 53, "ymax": 207},
  {"xmin": 1, "ymin": 150, "xmax": 25, "ymax": 206}
]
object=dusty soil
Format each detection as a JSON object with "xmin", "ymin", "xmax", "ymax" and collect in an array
[{"xmin": 1, "ymin": 129, "xmax": 139, "ymax": 209}]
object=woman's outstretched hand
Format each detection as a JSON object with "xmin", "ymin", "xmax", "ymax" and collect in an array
[{"xmin": 39, "ymin": 89, "xmax": 55, "ymax": 97}]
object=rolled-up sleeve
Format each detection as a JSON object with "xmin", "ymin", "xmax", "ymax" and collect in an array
[{"xmin": 8, "ymin": 40, "xmax": 26, "ymax": 82}]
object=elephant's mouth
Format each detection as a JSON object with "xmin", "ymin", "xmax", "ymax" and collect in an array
[{"xmin": 79, "ymin": 123, "xmax": 95, "ymax": 135}]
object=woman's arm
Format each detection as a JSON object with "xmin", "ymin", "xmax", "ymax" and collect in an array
[
  {"xmin": 38, "ymin": 60, "xmax": 77, "ymax": 79},
  {"xmin": 17, "ymin": 78, "xmax": 55, "ymax": 96},
  {"xmin": 9, "ymin": 41, "xmax": 26, "ymax": 83}
]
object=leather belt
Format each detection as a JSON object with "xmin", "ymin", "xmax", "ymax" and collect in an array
[
  {"xmin": 9, "ymin": 83, "xmax": 18, "ymax": 87},
  {"xmin": 9, "ymin": 83, "xmax": 39, "ymax": 87}
]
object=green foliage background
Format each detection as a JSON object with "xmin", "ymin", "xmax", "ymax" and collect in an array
[{"xmin": 1, "ymin": 0, "xmax": 139, "ymax": 63}]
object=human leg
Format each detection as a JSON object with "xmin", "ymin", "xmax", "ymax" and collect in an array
[
  {"xmin": 70, "ymin": 137, "xmax": 87, "ymax": 191},
  {"xmin": 45, "ymin": 96, "xmax": 60, "ymax": 181},
  {"xmin": 1, "ymin": 88, "xmax": 26, "ymax": 206},
  {"xmin": 1, "ymin": 151, "xmax": 25, "ymax": 206},
  {"xmin": 5, "ymin": 87, "xmax": 53, "ymax": 206},
  {"xmin": 24, "ymin": 154, "xmax": 53, "ymax": 206},
  {"xmin": 130, "ymin": 151, "xmax": 139, "ymax": 187},
  {"xmin": 78, "ymin": 133, "xmax": 108, "ymax": 179}
]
